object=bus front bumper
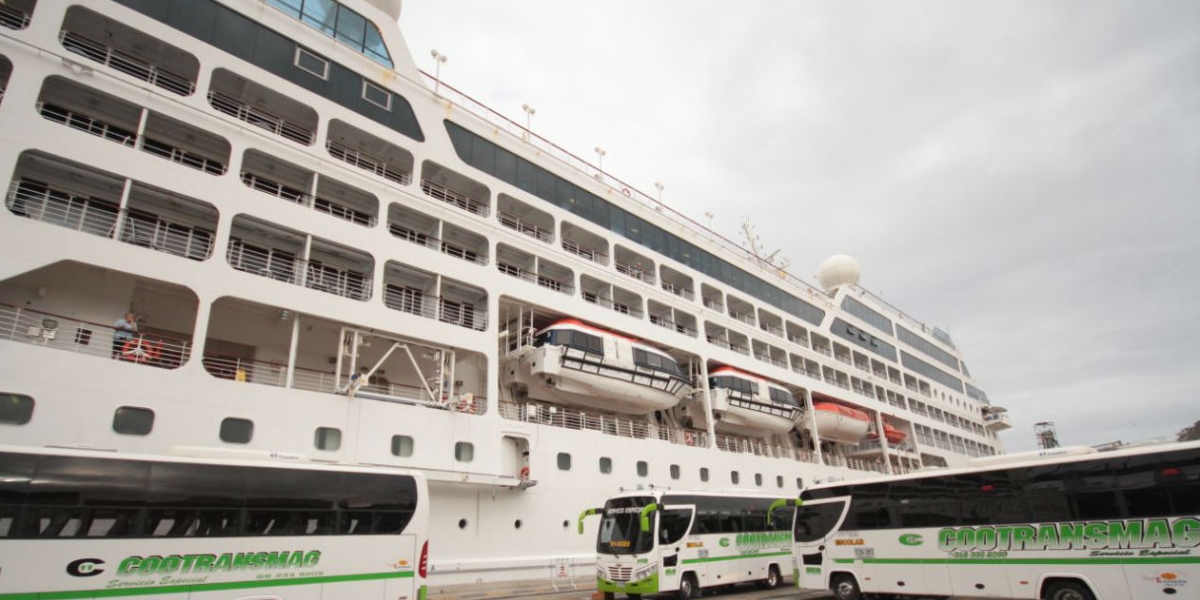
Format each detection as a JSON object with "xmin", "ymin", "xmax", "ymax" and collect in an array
[{"xmin": 597, "ymin": 573, "xmax": 659, "ymax": 595}]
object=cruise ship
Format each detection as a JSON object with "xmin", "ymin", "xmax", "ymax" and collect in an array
[{"xmin": 0, "ymin": 0, "xmax": 1011, "ymax": 587}]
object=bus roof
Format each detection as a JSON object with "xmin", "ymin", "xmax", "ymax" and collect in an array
[{"xmin": 801, "ymin": 439, "xmax": 1200, "ymax": 496}]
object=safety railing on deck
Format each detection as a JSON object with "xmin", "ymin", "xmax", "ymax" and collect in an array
[
  {"xmin": 561, "ymin": 239, "xmax": 608, "ymax": 266},
  {"xmin": 714, "ymin": 433, "xmax": 817, "ymax": 464},
  {"xmin": 59, "ymin": 30, "xmax": 194, "ymax": 96},
  {"xmin": 326, "ymin": 139, "xmax": 411, "ymax": 185},
  {"xmin": 498, "ymin": 399, "xmax": 706, "ymax": 448},
  {"xmin": 498, "ymin": 211, "xmax": 553, "ymax": 243},
  {"xmin": 1, "ymin": 3, "xmax": 31, "ymax": 29},
  {"xmin": 0, "ymin": 303, "xmax": 191, "ymax": 368},
  {"xmin": 227, "ymin": 243, "xmax": 371, "ymax": 301},
  {"xmin": 421, "ymin": 179, "xmax": 488, "ymax": 217},
  {"xmin": 208, "ymin": 90, "xmax": 313, "ymax": 145}
]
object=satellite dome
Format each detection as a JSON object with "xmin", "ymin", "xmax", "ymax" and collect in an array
[{"xmin": 817, "ymin": 255, "xmax": 861, "ymax": 292}]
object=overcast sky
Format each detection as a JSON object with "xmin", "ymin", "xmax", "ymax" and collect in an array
[{"xmin": 399, "ymin": 1, "xmax": 1200, "ymax": 452}]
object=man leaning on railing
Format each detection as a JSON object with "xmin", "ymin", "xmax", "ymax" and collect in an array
[{"xmin": 112, "ymin": 312, "xmax": 138, "ymax": 358}]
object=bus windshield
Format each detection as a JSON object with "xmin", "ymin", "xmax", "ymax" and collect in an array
[{"xmin": 597, "ymin": 496, "xmax": 654, "ymax": 555}]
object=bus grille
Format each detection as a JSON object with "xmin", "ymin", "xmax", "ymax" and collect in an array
[{"xmin": 607, "ymin": 565, "xmax": 633, "ymax": 581}]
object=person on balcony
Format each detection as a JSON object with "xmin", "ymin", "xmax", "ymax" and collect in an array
[{"xmin": 112, "ymin": 312, "xmax": 138, "ymax": 358}]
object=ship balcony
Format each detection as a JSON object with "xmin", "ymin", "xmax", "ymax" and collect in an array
[
  {"xmin": 727, "ymin": 297, "xmax": 757, "ymax": 327},
  {"xmin": 7, "ymin": 160, "xmax": 217, "ymax": 262},
  {"xmin": 786, "ymin": 323, "xmax": 810, "ymax": 348},
  {"xmin": 561, "ymin": 222, "xmax": 609, "ymax": 266},
  {"xmin": 60, "ymin": 6, "xmax": 199, "ymax": 96},
  {"xmin": 37, "ymin": 77, "xmax": 231, "ymax": 176},
  {"xmin": 421, "ymin": 162, "xmax": 490, "ymax": 217},
  {"xmin": 0, "ymin": 303, "xmax": 193, "ymax": 371},
  {"xmin": 0, "ymin": 0, "xmax": 33, "ymax": 30},
  {"xmin": 647, "ymin": 300, "xmax": 698, "ymax": 337},
  {"xmin": 498, "ymin": 398, "xmax": 709, "ymax": 450},
  {"xmin": 713, "ymin": 433, "xmax": 817, "ymax": 464},
  {"xmin": 227, "ymin": 218, "xmax": 372, "ymax": 301},
  {"xmin": 241, "ymin": 150, "xmax": 378, "ymax": 227},
  {"xmin": 580, "ymin": 275, "xmax": 644, "ymax": 319},
  {"xmin": 326, "ymin": 119, "xmax": 413, "ymax": 186},
  {"xmin": 984, "ymin": 409, "xmax": 1012, "ymax": 430},
  {"xmin": 659, "ymin": 266, "xmax": 695, "ymax": 301},
  {"xmin": 614, "ymin": 245, "xmax": 655, "ymax": 286},
  {"xmin": 383, "ymin": 262, "xmax": 488, "ymax": 331},
  {"xmin": 844, "ymin": 438, "xmax": 918, "ymax": 458},
  {"xmin": 498, "ymin": 194, "xmax": 553, "ymax": 243},
  {"xmin": 387, "ymin": 205, "xmax": 488, "ymax": 266},
  {"xmin": 209, "ymin": 69, "xmax": 316, "ymax": 145},
  {"xmin": 496, "ymin": 244, "xmax": 574, "ymax": 295}
]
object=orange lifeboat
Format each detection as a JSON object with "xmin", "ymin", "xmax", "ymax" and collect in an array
[
  {"xmin": 812, "ymin": 402, "xmax": 871, "ymax": 443},
  {"xmin": 869, "ymin": 422, "xmax": 908, "ymax": 444}
]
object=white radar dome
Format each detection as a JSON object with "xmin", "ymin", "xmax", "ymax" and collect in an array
[{"xmin": 817, "ymin": 255, "xmax": 861, "ymax": 293}]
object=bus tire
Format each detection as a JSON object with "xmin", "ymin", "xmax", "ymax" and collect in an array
[
  {"xmin": 677, "ymin": 573, "xmax": 698, "ymax": 600},
  {"xmin": 1043, "ymin": 580, "xmax": 1096, "ymax": 600},
  {"xmin": 831, "ymin": 573, "xmax": 863, "ymax": 600},
  {"xmin": 761, "ymin": 564, "xmax": 781, "ymax": 589}
]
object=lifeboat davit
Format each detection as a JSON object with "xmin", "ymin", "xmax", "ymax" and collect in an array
[
  {"xmin": 812, "ymin": 402, "xmax": 871, "ymax": 444},
  {"xmin": 504, "ymin": 319, "xmax": 691, "ymax": 415},
  {"xmin": 691, "ymin": 367, "xmax": 801, "ymax": 436}
]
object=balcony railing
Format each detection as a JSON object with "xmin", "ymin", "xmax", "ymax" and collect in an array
[
  {"xmin": 497, "ymin": 263, "xmax": 572, "ymax": 295},
  {"xmin": 326, "ymin": 140, "xmax": 411, "ymax": 185},
  {"xmin": 714, "ymin": 434, "xmax": 816, "ymax": 464},
  {"xmin": 660, "ymin": 281, "xmax": 694, "ymax": 300},
  {"xmin": 383, "ymin": 287, "xmax": 487, "ymax": 331},
  {"xmin": 0, "ymin": 3, "xmax": 30, "ymax": 29},
  {"xmin": 421, "ymin": 180, "xmax": 488, "ymax": 217},
  {"xmin": 208, "ymin": 90, "xmax": 313, "ymax": 145},
  {"xmin": 0, "ymin": 303, "xmax": 191, "ymax": 369},
  {"xmin": 728, "ymin": 310, "xmax": 755, "ymax": 325},
  {"xmin": 615, "ymin": 262, "xmax": 654, "ymax": 284},
  {"xmin": 228, "ymin": 243, "xmax": 371, "ymax": 301},
  {"xmin": 562, "ymin": 239, "xmax": 608, "ymax": 265},
  {"xmin": 583, "ymin": 294, "xmax": 644, "ymax": 319},
  {"xmin": 38, "ymin": 102, "xmax": 137, "ymax": 146},
  {"xmin": 499, "ymin": 399, "xmax": 705, "ymax": 449},
  {"xmin": 7, "ymin": 182, "xmax": 213, "ymax": 261},
  {"xmin": 649, "ymin": 315, "xmax": 698, "ymax": 338},
  {"xmin": 142, "ymin": 138, "xmax": 227, "ymax": 175},
  {"xmin": 59, "ymin": 31, "xmax": 194, "ymax": 96},
  {"xmin": 498, "ymin": 211, "xmax": 552, "ymax": 243}
]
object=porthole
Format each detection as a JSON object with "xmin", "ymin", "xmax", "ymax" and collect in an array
[
  {"xmin": 219, "ymin": 417, "xmax": 253, "ymax": 444},
  {"xmin": 514, "ymin": 519, "xmax": 522, "ymax": 529},
  {"xmin": 562, "ymin": 520, "xmax": 569, "ymax": 528},
  {"xmin": 112, "ymin": 406, "xmax": 154, "ymax": 435},
  {"xmin": 314, "ymin": 427, "xmax": 341, "ymax": 451},
  {"xmin": 458, "ymin": 518, "xmax": 468, "ymax": 530},
  {"xmin": 0, "ymin": 393, "xmax": 34, "ymax": 425}
]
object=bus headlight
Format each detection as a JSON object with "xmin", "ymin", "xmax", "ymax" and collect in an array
[{"xmin": 632, "ymin": 562, "xmax": 657, "ymax": 581}]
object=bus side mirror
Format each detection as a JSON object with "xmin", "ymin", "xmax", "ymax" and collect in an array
[
  {"xmin": 639, "ymin": 503, "xmax": 660, "ymax": 533},
  {"xmin": 577, "ymin": 507, "xmax": 603, "ymax": 534},
  {"xmin": 766, "ymin": 497, "xmax": 802, "ymax": 526}
]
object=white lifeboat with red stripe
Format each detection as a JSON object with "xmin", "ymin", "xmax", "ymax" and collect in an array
[
  {"xmin": 690, "ymin": 367, "xmax": 801, "ymax": 436},
  {"xmin": 812, "ymin": 400, "xmax": 871, "ymax": 444},
  {"xmin": 504, "ymin": 319, "xmax": 691, "ymax": 414}
]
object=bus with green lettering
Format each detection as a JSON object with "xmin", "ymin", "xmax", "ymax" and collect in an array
[
  {"xmin": 791, "ymin": 440, "xmax": 1200, "ymax": 600},
  {"xmin": 580, "ymin": 490, "xmax": 796, "ymax": 599},
  {"xmin": 0, "ymin": 445, "xmax": 430, "ymax": 599}
]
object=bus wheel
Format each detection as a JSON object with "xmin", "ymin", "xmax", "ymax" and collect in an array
[
  {"xmin": 761, "ymin": 565, "xmax": 781, "ymax": 589},
  {"xmin": 1044, "ymin": 581, "xmax": 1095, "ymax": 600},
  {"xmin": 677, "ymin": 573, "xmax": 699, "ymax": 600},
  {"xmin": 831, "ymin": 573, "xmax": 862, "ymax": 600}
]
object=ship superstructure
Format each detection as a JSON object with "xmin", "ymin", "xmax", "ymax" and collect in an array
[{"xmin": 0, "ymin": 0, "xmax": 1009, "ymax": 586}]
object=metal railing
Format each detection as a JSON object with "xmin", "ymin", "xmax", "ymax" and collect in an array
[
  {"xmin": 498, "ymin": 399, "xmax": 706, "ymax": 448},
  {"xmin": 421, "ymin": 179, "xmax": 488, "ymax": 217},
  {"xmin": 383, "ymin": 287, "xmax": 487, "ymax": 331},
  {"xmin": 615, "ymin": 262, "xmax": 654, "ymax": 284},
  {"xmin": 0, "ymin": 303, "xmax": 191, "ymax": 368},
  {"xmin": 208, "ymin": 90, "xmax": 314, "ymax": 145},
  {"xmin": 59, "ymin": 31, "xmax": 194, "ymax": 96},
  {"xmin": 648, "ymin": 316, "xmax": 698, "ymax": 338},
  {"xmin": 582, "ymin": 295, "xmax": 644, "ymax": 319},
  {"xmin": 660, "ymin": 281, "xmax": 694, "ymax": 300},
  {"xmin": 498, "ymin": 211, "xmax": 553, "ymax": 242},
  {"xmin": 0, "ymin": 3, "xmax": 30, "ymax": 29},
  {"xmin": 714, "ymin": 433, "xmax": 817, "ymax": 464},
  {"xmin": 702, "ymin": 298, "xmax": 722, "ymax": 311},
  {"xmin": 561, "ymin": 239, "xmax": 608, "ymax": 265},
  {"xmin": 142, "ymin": 138, "xmax": 227, "ymax": 175},
  {"xmin": 326, "ymin": 139, "xmax": 411, "ymax": 185},
  {"xmin": 38, "ymin": 102, "xmax": 137, "ymax": 146},
  {"xmin": 7, "ymin": 182, "xmax": 214, "ymax": 261},
  {"xmin": 228, "ymin": 243, "xmax": 371, "ymax": 301},
  {"xmin": 728, "ymin": 310, "xmax": 755, "ymax": 325},
  {"xmin": 497, "ymin": 263, "xmax": 573, "ymax": 295}
]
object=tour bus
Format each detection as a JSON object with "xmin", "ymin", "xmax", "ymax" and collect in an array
[
  {"xmin": 0, "ymin": 445, "xmax": 430, "ymax": 599},
  {"xmin": 580, "ymin": 490, "xmax": 798, "ymax": 599},
  {"xmin": 792, "ymin": 440, "xmax": 1200, "ymax": 600}
]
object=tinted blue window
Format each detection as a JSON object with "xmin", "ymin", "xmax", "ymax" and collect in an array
[
  {"xmin": 334, "ymin": 6, "xmax": 366, "ymax": 48},
  {"xmin": 301, "ymin": 0, "xmax": 337, "ymax": 36}
]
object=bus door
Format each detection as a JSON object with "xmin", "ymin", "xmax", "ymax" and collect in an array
[
  {"xmin": 792, "ymin": 498, "xmax": 848, "ymax": 591},
  {"xmin": 655, "ymin": 504, "xmax": 695, "ymax": 592}
]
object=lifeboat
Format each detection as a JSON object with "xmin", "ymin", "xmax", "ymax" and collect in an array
[
  {"xmin": 686, "ymin": 367, "xmax": 801, "ymax": 436},
  {"xmin": 812, "ymin": 402, "xmax": 871, "ymax": 444},
  {"xmin": 868, "ymin": 422, "xmax": 908, "ymax": 444},
  {"xmin": 503, "ymin": 319, "xmax": 691, "ymax": 415}
]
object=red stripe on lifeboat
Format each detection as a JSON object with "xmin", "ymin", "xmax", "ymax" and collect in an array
[{"xmin": 813, "ymin": 402, "xmax": 870, "ymax": 422}]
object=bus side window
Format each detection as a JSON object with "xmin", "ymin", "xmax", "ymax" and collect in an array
[
  {"xmin": 659, "ymin": 508, "xmax": 692, "ymax": 545},
  {"xmin": 794, "ymin": 501, "xmax": 845, "ymax": 543},
  {"xmin": 1071, "ymin": 490, "xmax": 1122, "ymax": 520}
]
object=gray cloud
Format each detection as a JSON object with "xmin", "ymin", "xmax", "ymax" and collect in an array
[{"xmin": 403, "ymin": 0, "xmax": 1200, "ymax": 451}]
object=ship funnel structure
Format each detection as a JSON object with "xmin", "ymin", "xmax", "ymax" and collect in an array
[{"xmin": 817, "ymin": 254, "xmax": 861, "ymax": 295}]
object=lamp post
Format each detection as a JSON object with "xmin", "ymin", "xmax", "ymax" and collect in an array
[
  {"xmin": 430, "ymin": 50, "xmax": 447, "ymax": 95},
  {"xmin": 594, "ymin": 146, "xmax": 606, "ymax": 179},
  {"xmin": 522, "ymin": 103, "xmax": 536, "ymax": 141},
  {"xmin": 654, "ymin": 181, "xmax": 664, "ymax": 204}
]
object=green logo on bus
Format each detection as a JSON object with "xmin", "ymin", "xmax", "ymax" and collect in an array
[
  {"xmin": 718, "ymin": 538, "xmax": 730, "ymax": 547},
  {"xmin": 899, "ymin": 534, "xmax": 924, "ymax": 546}
]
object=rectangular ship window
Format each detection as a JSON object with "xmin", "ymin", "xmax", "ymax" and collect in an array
[
  {"xmin": 294, "ymin": 47, "xmax": 329, "ymax": 79},
  {"xmin": 362, "ymin": 80, "xmax": 391, "ymax": 111}
]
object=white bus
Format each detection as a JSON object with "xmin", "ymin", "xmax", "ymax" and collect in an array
[
  {"xmin": 0, "ymin": 445, "xmax": 429, "ymax": 599},
  {"xmin": 792, "ymin": 441, "xmax": 1200, "ymax": 600},
  {"xmin": 581, "ymin": 490, "xmax": 797, "ymax": 599}
]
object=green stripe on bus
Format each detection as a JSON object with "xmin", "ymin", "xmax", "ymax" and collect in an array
[
  {"xmin": 682, "ymin": 551, "xmax": 790, "ymax": 565},
  {"xmin": 0, "ymin": 570, "xmax": 415, "ymax": 600},
  {"xmin": 833, "ymin": 557, "xmax": 1200, "ymax": 566}
]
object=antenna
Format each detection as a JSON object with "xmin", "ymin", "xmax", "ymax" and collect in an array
[{"xmin": 740, "ymin": 217, "xmax": 790, "ymax": 276}]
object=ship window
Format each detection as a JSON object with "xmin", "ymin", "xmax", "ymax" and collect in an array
[
  {"xmin": 112, "ymin": 406, "xmax": 154, "ymax": 435},
  {"xmin": 314, "ymin": 427, "xmax": 341, "ymax": 451},
  {"xmin": 637, "ymin": 461, "xmax": 648, "ymax": 477},
  {"xmin": 777, "ymin": 475, "xmax": 784, "ymax": 488},
  {"xmin": 797, "ymin": 477, "xmax": 804, "ymax": 489},
  {"xmin": 599, "ymin": 457, "xmax": 612, "ymax": 474},
  {"xmin": 362, "ymin": 81, "xmax": 391, "ymax": 111},
  {"xmin": 0, "ymin": 393, "xmax": 34, "ymax": 425},
  {"xmin": 557, "ymin": 452, "xmax": 571, "ymax": 471},
  {"xmin": 731, "ymin": 471, "xmax": 740, "ymax": 485},
  {"xmin": 670, "ymin": 464, "xmax": 680, "ymax": 480},
  {"xmin": 755, "ymin": 473, "xmax": 763, "ymax": 487},
  {"xmin": 454, "ymin": 442, "xmax": 474, "ymax": 462},
  {"xmin": 700, "ymin": 468, "xmax": 709, "ymax": 482},
  {"xmin": 391, "ymin": 435, "xmax": 414, "ymax": 457},
  {"xmin": 219, "ymin": 417, "xmax": 253, "ymax": 444},
  {"xmin": 294, "ymin": 47, "xmax": 329, "ymax": 79}
]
